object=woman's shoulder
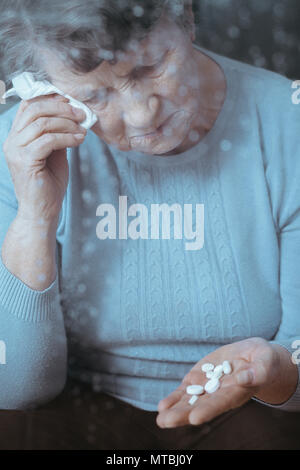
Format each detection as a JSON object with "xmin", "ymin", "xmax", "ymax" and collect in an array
[
  {"xmin": 209, "ymin": 48, "xmax": 290, "ymax": 84},
  {"xmin": 205, "ymin": 47, "xmax": 294, "ymax": 109},
  {"xmin": 199, "ymin": 48, "xmax": 300, "ymax": 227}
]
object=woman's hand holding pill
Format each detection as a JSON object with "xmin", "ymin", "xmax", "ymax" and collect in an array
[
  {"xmin": 2, "ymin": 94, "xmax": 87, "ymax": 223},
  {"xmin": 156, "ymin": 337, "xmax": 298, "ymax": 429}
]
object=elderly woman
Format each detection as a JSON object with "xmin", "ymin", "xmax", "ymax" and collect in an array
[{"xmin": 0, "ymin": 0, "xmax": 299, "ymax": 450}]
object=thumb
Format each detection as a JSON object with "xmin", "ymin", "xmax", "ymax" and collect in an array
[{"xmin": 235, "ymin": 361, "xmax": 267, "ymax": 388}]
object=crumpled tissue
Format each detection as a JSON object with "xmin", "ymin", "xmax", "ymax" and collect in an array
[{"xmin": 2, "ymin": 72, "xmax": 98, "ymax": 130}]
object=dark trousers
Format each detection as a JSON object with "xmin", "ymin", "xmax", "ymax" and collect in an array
[{"xmin": 1, "ymin": 378, "xmax": 300, "ymax": 450}]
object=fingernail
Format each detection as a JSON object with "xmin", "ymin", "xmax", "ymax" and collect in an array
[{"xmin": 74, "ymin": 133, "xmax": 85, "ymax": 140}]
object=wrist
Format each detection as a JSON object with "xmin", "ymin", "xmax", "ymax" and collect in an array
[
  {"xmin": 14, "ymin": 211, "xmax": 59, "ymax": 235},
  {"xmin": 254, "ymin": 343, "xmax": 298, "ymax": 405}
]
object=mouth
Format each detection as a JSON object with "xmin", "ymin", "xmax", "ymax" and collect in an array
[{"xmin": 129, "ymin": 111, "xmax": 184, "ymax": 144}]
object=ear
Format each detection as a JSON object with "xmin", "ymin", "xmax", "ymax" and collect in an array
[{"xmin": 184, "ymin": 0, "xmax": 196, "ymax": 42}]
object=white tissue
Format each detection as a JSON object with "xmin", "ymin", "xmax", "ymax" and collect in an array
[{"xmin": 2, "ymin": 72, "xmax": 98, "ymax": 130}]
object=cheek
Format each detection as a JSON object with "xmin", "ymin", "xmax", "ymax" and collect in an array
[
  {"xmin": 92, "ymin": 104, "xmax": 124, "ymax": 136},
  {"xmin": 91, "ymin": 104, "xmax": 131, "ymax": 150},
  {"xmin": 153, "ymin": 68, "xmax": 190, "ymax": 102}
]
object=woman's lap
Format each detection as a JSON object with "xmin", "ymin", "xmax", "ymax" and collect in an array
[{"xmin": 0, "ymin": 378, "xmax": 299, "ymax": 450}]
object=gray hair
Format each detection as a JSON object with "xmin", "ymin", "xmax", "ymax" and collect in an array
[{"xmin": 0, "ymin": 0, "xmax": 193, "ymax": 87}]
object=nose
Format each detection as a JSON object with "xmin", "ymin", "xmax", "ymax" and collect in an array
[{"xmin": 121, "ymin": 85, "xmax": 161, "ymax": 132}]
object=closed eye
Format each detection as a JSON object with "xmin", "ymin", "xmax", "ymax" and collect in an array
[
  {"xmin": 131, "ymin": 64, "xmax": 156, "ymax": 78},
  {"xmin": 84, "ymin": 88, "xmax": 109, "ymax": 105},
  {"xmin": 131, "ymin": 51, "xmax": 169, "ymax": 79}
]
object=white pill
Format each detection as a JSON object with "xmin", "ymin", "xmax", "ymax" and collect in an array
[
  {"xmin": 201, "ymin": 363, "xmax": 214, "ymax": 372},
  {"xmin": 186, "ymin": 385, "xmax": 204, "ymax": 395},
  {"xmin": 204, "ymin": 378, "xmax": 220, "ymax": 394},
  {"xmin": 213, "ymin": 364, "xmax": 223, "ymax": 374},
  {"xmin": 222, "ymin": 360, "xmax": 232, "ymax": 375},
  {"xmin": 188, "ymin": 394, "xmax": 198, "ymax": 405},
  {"xmin": 206, "ymin": 371, "xmax": 214, "ymax": 379},
  {"xmin": 212, "ymin": 364, "xmax": 224, "ymax": 379},
  {"xmin": 212, "ymin": 370, "xmax": 223, "ymax": 379}
]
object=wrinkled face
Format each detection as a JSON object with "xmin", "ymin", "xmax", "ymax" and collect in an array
[{"xmin": 41, "ymin": 15, "xmax": 215, "ymax": 156}]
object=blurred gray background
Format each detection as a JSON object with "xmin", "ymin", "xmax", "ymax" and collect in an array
[{"xmin": 1, "ymin": 0, "xmax": 300, "ymax": 115}]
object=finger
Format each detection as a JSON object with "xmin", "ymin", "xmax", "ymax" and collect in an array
[
  {"xmin": 158, "ymin": 389, "xmax": 185, "ymax": 412},
  {"xmin": 16, "ymin": 116, "xmax": 87, "ymax": 147},
  {"xmin": 14, "ymin": 99, "xmax": 86, "ymax": 133},
  {"xmin": 11, "ymin": 94, "xmax": 68, "ymax": 133},
  {"xmin": 235, "ymin": 362, "xmax": 267, "ymax": 389},
  {"xmin": 156, "ymin": 399, "xmax": 192, "ymax": 428},
  {"xmin": 10, "ymin": 100, "xmax": 29, "ymax": 132},
  {"xmin": 189, "ymin": 384, "xmax": 252, "ymax": 426},
  {"xmin": 157, "ymin": 380, "xmax": 189, "ymax": 412},
  {"xmin": 24, "ymin": 132, "xmax": 85, "ymax": 161}
]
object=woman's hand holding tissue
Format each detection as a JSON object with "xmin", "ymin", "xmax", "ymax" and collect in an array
[{"xmin": 2, "ymin": 94, "xmax": 87, "ymax": 223}]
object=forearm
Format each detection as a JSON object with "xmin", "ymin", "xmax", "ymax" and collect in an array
[
  {"xmin": 253, "ymin": 343, "xmax": 299, "ymax": 405},
  {"xmin": 1, "ymin": 213, "xmax": 59, "ymax": 291},
  {"xmin": 0, "ymin": 302, "xmax": 67, "ymax": 409},
  {"xmin": 0, "ymin": 213, "xmax": 68, "ymax": 409}
]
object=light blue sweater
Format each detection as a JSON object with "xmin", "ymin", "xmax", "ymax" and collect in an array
[{"xmin": 0, "ymin": 45, "xmax": 300, "ymax": 412}]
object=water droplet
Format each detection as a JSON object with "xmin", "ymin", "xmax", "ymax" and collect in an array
[
  {"xmin": 81, "ymin": 189, "xmax": 94, "ymax": 205},
  {"xmin": 179, "ymin": 85, "xmax": 188, "ymax": 97},
  {"xmin": 77, "ymin": 283, "xmax": 87, "ymax": 294},
  {"xmin": 92, "ymin": 383, "xmax": 102, "ymax": 392},
  {"xmin": 82, "ymin": 241, "xmax": 96, "ymax": 256},
  {"xmin": 189, "ymin": 130, "xmax": 200, "ymax": 142},
  {"xmin": 89, "ymin": 306, "xmax": 98, "ymax": 318},
  {"xmin": 80, "ymin": 161, "xmax": 90, "ymax": 175},
  {"xmin": 220, "ymin": 140, "xmax": 232, "ymax": 152},
  {"xmin": 227, "ymin": 26, "xmax": 240, "ymax": 39},
  {"xmin": 162, "ymin": 126, "xmax": 173, "ymax": 137},
  {"xmin": 133, "ymin": 5, "xmax": 144, "ymax": 17},
  {"xmin": 70, "ymin": 48, "xmax": 81, "ymax": 59},
  {"xmin": 166, "ymin": 64, "xmax": 177, "ymax": 75},
  {"xmin": 82, "ymin": 217, "xmax": 93, "ymax": 228},
  {"xmin": 132, "ymin": 89, "xmax": 142, "ymax": 100},
  {"xmin": 128, "ymin": 39, "xmax": 139, "ymax": 52},
  {"xmin": 97, "ymin": 49, "xmax": 114, "ymax": 61},
  {"xmin": 188, "ymin": 77, "xmax": 200, "ymax": 89},
  {"xmin": 81, "ymin": 264, "xmax": 90, "ymax": 274}
]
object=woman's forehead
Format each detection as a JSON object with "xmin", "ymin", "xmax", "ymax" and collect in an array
[
  {"xmin": 114, "ymin": 18, "xmax": 176, "ymax": 67},
  {"xmin": 41, "ymin": 17, "xmax": 180, "ymax": 94}
]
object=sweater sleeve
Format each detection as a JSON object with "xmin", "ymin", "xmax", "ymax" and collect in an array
[
  {"xmin": 0, "ymin": 105, "xmax": 67, "ymax": 410},
  {"xmin": 252, "ymin": 77, "xmax": 300, "ymax": 412}
]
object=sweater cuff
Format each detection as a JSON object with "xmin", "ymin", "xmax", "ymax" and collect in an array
[
  {"xmin": 0, "ymin": 254, "xmax": 61, "ymax": 322},
  {"xmin": 252, "ymin": 339, "xmax": 300, "ymax": 412}
]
